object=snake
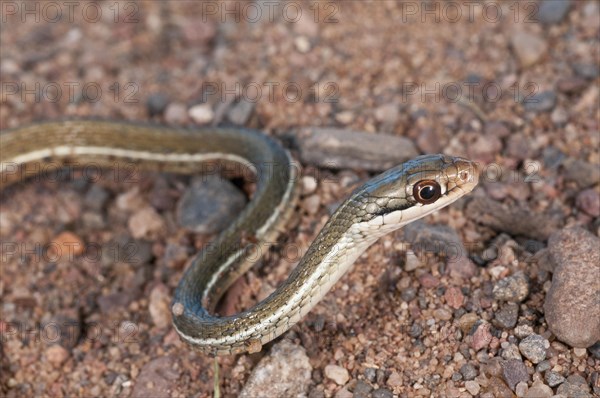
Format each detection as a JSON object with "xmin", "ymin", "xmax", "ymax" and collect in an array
[{"xmin": 0, "ymin": 119, "xmax": 479, "ymax": 356}]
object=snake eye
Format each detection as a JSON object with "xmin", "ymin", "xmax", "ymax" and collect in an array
[{"xmin": 413, "ymin": 180, "xmax": 441, "ymax": 204}]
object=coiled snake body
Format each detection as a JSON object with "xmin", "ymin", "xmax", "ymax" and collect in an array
[{"xmin": 0, "ymin": 120, "xmax": 479, "ymax": 355}]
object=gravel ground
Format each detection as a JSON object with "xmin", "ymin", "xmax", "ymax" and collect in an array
[{"xmin": 1, "ymin": 1, "xmax": 599, "ymax": 397}]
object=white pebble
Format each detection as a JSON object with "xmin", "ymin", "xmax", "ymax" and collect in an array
[{"xmin": 188, "ymin": 104, "xmax": 214, "ymax": 124}]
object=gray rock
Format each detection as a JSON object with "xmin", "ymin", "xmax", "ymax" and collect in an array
[
  {"xmin": 542, "ymin": 146, "xmax": 566, "ymax": 169},
  {"xmin": 562, "ymin": 158, "xmax": 600, "ymax": 189},
  {"xmin": 544, "ymin": 227, "xmax": 600, "ymax": 348},
  {"xmin": 294, "ymin": 128, "xmax": 418, "ymax": 171},
  {"xmin": 352, "ymin": 380, "xmax": 373, "ymax": 398},
  {"xmin": 589, "ymin": 341, "xmax": 600, "ymax": 359},
  {"xmin": 556, "ymin": 376, "xmax": 593, "ymax": 398},
  {"xmin": 545, "ymin": 370, "xmax": 565, "ymax": 387},
  {"xmin": 371, "ymin": 388, "xmax": 393, "ymax": 398},
  {"xmin": 536, "ymin": 0, "xmax": 571, "ymax": 24},
  {"xmin": 523, "ymin": 91, "xmax": 557, "ymax": 112},
  {"xmin": 84, "ymin": 185, "xmax": 109, "ymax": 210},
  {"xmin": 131, "ymin": 356, "xmax": 181, "ymax": 398},
  {"xmin": 466, "ymin": 196, "xmax": 561, "ymax": 240},
  {"xmin": 240, "ymin": 340, "xmax": 312, "ymax": 398},
  {"xmin": 146, "ymin": 93, "xmax": 169, "ymax": 117},
  {"xmin": 460, "ymin": 363, "xmax": 478, "ymax": 381},
  {"xmin": 535, "ymin": 360, "xmax": 551, "ymax": 373},
  {"xmin": 494, "ymin": 302, "xmax": 519, "ymax": 329},
  {"xmin": 403, "ymin": 221, "xmax": 466, "ymax": 260},
  {"xmin": 176, "ymin": 175, "xmax": 247, "ymax": 234},
  {"xmin": 501, "ymin": 343, "xmax": 522, "ymax": 361},
  {"xmin": 572, "ymin": 63, "xmax": 599, "ymax": 80},
  {"xmin": 493, "ymin": 272, "xmax": 529, "ymax": 303},
  {"xmin": 518, "ymin": 334, "xmax": 549, "ymax": 363},
  {"xmin": 510, "ymin": 30, "xmax": 547, "ymax": 68},
  {"xmin": 364, "ymin": 368, "xmax": 377, "ymax": 382},
  {"xmin": 557, "ymin": 76, "xmax": 588, "ymax": 94},
  {"xmin": 501, "ymin": 359, "xmax": 529, "ymax": 391}
]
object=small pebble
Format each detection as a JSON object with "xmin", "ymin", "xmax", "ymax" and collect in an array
[
  {"xmin": 562, "ymin": 158, "xmax": 600, "ymax": 189},
  {"xmin": 84, "ymin": 185, "xmax": 109, "ymax": 210},
  {"xmin": 302, "ymin": 194, "xmax": 321, "ymax": 215},
  {"xmin": 487, "ymin": 377, "xmax": 514, "ymax": 397},
  {"xmin": 352, "ymin": 380, "xmax": 372, "ymax": 398},
  {"xmin": 128, "ymin": 206, "xmax": 165, "ymax": 240},
  {"xmin": 444, "ymin": 286, "xmax": 464, "ymax": 309},
  {"xmin": 188, "ymin": 103, "xmax": 214, "ymax": 124},
  {"xmin": 510, "ymin": 30, "xmax": 547, "ymax": 68},
  {"xmin": 404, "ymin": 250, "xmax": 422, "ymax": 271},
  {"xmin": 364, "ymin": 368, "xmax": 377, "ymax": 382},
  {"xmin": 494, "ymin": 302, "xmax": 519, "ymax": 329},
  {"xmin": 535, "ymin": 360, "xmax": 551, "ymax": 373},
  {"xmin": 324, "ymin": 364, "xmax": 349, "ymax": 385},
  {"xmin": 465, "ymin": 380, "xmax": 480, "ymax": 395},
  {"xmin": 240, "ymin": 340, "xmax": 311, "ymax": 397},
  {"xmin": 386, "ymin": 371, "xmax": 402, "ymax": 387},
  {"xmin": 576, "ymin": 188, "xmax": 600, "ymax": 217},
  {"xmin": 146, "ymin": 93, "xmax": 169, "ymax": 117},
  {"xmin": 518, "ymin": 334, "xmax": 549, "ymax": 364},
  {"xmin": 588, "ymin": 341, "xmax": 600, "ymax": 359},
  {"xmin": 493, "ymin": 272, "xmax": 529, "ymax": 302},
  {"xmin": 524, "ymin": 381, "xmax": 553, "ymax": 398},
  {"xmin": 550, "ymin": 107, "xmax": 569, "ymax": 126},
  {"xmin": 164, "ymin": 102, "xmax": 188, "ymax": 124},
  {"xmin": 458, "ymin": 313, "xmax": 479, "ymax": 334},
  {"xmin": 433, "ymin": 308, "xmax": 452, "ymax": 321},
  {"xmin": 371, "ymin": 388, "xmax": 393, "ymax": 398},
  {"xmin": 301, "ymin": 176, "xmax": 318, "ymax": 195},
  {"xmin": 573, "ymin": 347, "xmax": 587, "ymax": 357},
  {"xmin": 536, "ymin": 0, "xmax": 571, "ymax": 24},
  {"xmin": 45, "ymin": 345, "xmax": 70, "ymax": 367},
  {"xmin": 51, "ymin": 231, "xmax": 85, "ymax": 258},
  {"xmin": 515, "ymin": 381, "xmax": 528, "ymax": 397},
  {"xmin": 502, "ymin": 359, "xmax": 529, "ymax": 391},
  {"xmin": 149, "ymin": 284, "xmax": 171, "ymax": 329},
  {"xmin": 400, "ymin": 286, "xmax": 417, "ymax": 302},
  {"xmin": 294, "ymin": 36, "xmax": 311, "ymax": 53},
  {"xmin": 545, "ymin": 370, "xmax": 565, "ymax": 387},
  {"xmin": 130, "ymin": 356, "xmax": 181, "ymax": 398},
  {"xmin": 460, "ymin": 363, "xmax": 478, "ymax": 381},
  {"xmin": 176, "ymin": 176, "xmax": 246, "ymax": 234},
  {"xmin": 556, "ymin": 377, "xmax": 593, "ymax": 398},
  {"xmin": 334, "ymin": 110, "xmax": 354, "ymax": 125},
  {"xmin": 501, "ymin": 343, "xmax": 522, "ymax": 361},
  {"xmin": 523, "ymin": 91, "xmax": 556, "ymax": 113},
  {"xmin": 557, "ymin": 76, "xmax": 588, "ymax": 94},
  {"xmin": 514, "ymin": 324, "xmax": 534, "ymax": 339},
  {"xmin": 572, "ymin": 63, "xmax": 600, "ymax": 80},
  {"xmin": 471, "ymin": 322, "xmax": 492, "ymax": 351}
]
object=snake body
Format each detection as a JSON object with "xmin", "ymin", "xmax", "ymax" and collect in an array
[{"xmin": 0, "ymin": 120, "xmax": 479, "ymax": 355}]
